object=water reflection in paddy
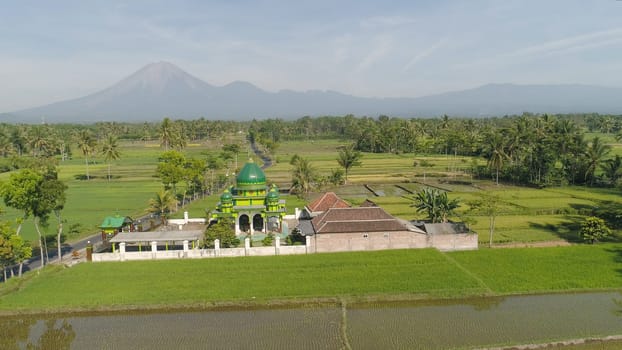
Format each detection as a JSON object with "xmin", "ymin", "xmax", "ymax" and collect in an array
[{"xmin": 2, "ymin": 291, "xmax": 620, "ymax": 349}]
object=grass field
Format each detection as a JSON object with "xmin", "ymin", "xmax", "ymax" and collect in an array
[{"xmin": 0, "ymin": 245, "xmax": 620, "ymax": 313}]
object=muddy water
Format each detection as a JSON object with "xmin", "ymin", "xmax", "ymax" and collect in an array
[{"xmin": 1, "ymin": 292, "xmax": 620, "ymax": 349}]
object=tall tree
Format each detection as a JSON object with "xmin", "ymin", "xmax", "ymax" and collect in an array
[
  {"xmin": 0, "ymin": 167, "xmax": 65, "ymax": 268},
  {"xmin": 485, "ymin": 132, "xmax": 509, "ymax": 185},
  {"xmin": 584, "ymin": 137, "xmax": 611, "ymax": 185},
  {"xmin": 100, "ymin": 135, "xmax": 121, "ymax": 181},
  {"xmin": 156, "ymin": 150, "xmax": 186, "ymax": 196},
  {"xmin": 75, "ymin": 130, "xmax": 97, "ymax": 180},
  {"xmin": 159, "ymin": 117, "xmax": 175, "ymax": 151},
  {"xmin": 290, "ymin": 154, "xmax": 316, "ymax": 197},
  {"xmin": 601, "ymin": 155, "xmax": 622, "ymax": 187},
  {"xmin": 27, "ymin": 126, "xmax": 52, "ymax": 157},
  {"xmin": 0, "ymin": 221, "xmax": 31, "ymax": 280},
  {"xmin": 33, "ymin": 167, "xmax": 66, "ymax": 266},
  {"xmin": 468, "ymin": 193, "xmax": 501, "ymax": 247},
  {"xmin": 337, "ymin": 144, "xmax": 362, "ymax": 184},
  {"xmin": 0, "ymin": 169, "xmax": 40, "ymax": 236}
]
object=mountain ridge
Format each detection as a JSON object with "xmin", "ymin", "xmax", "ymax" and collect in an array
[{"xmin": 2, "ymin": 62, "xmax": 622, "ymax": 123}]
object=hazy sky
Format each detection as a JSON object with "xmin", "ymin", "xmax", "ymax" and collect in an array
[{"xmin": 2, "ymin": 0, "xmax": 622, "ymax": 112}]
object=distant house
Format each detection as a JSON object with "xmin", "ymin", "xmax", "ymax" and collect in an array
[
  {"xmin": 100, "ymin": 215, "xmax": 134, "ymax": 241},
  {"xmin": 301, "ymin": 206, "xmax": 429, "ymax": 253},
  {"xmin": 296, "ymin": 192, "xmax": 478, "ymax": 252},
  {"xmin": 299, "ymin": 192, "xmax": 350, "ymax": 219}
]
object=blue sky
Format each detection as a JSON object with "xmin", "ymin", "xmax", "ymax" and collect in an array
[{"xmin": 1, "ymin": 0, "xmax": 622, "ymax": 111}]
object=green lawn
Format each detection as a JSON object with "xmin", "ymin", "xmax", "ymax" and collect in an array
[
  {"xmin": 1, "ymin": 244, "xmax": 620, "ymax": 313},
  {"xmin": 450, "ymin": 245, "xmax": 622, "ymax": 293},
  {"xmin": 0, "ymin": 249, "xmax": 486, "ymax": 311}
]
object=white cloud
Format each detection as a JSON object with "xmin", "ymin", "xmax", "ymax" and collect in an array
[
  {"xmin": 508, "ymin": 27, "xmax": 622, "ymax": 58},
  {"xmin": 356, "ymin": 36, "xmax": 394, "ymax": 71},
  {"xmin": 403, "ymin": 38, "xmax": 449, "ymax": 71}
]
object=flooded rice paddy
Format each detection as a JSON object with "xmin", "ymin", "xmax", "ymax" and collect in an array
[{"xmin": 2, "ymin": 292, "xmax": 621, "ymax": 349}]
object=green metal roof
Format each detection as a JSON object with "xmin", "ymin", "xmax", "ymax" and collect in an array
[
  {"xmin": 236, "ymin": 159, "xmax": 266, "ymax": 187},
  {"xmin": 100, "ymin": 215, "xmax": 132, "ymax": 229}
]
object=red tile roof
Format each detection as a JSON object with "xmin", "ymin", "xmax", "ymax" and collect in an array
[
  {"xmin": 307, "ymin": 192, "xmax": 350, "ymax": 212},
  {"xmin": 311, "ymin": 207, "xmax": 409, "ymax": 234}
]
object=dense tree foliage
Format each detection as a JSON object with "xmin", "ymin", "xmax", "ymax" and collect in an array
[
  {"xmin": 0, "ymin": 166, "xmax": 66, "ymax": 267},
  {"xmin": 0, "ymin": 220, "xmax": 31, "ymax": 280},
  {"xmin": 0, "ymin": 112, "xmax": 621, "ymax": 190}
]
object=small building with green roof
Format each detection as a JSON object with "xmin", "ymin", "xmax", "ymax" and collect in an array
[
  {"xmin": 210, "ymin": 158, "xmax": 286, "ymax": 235},
  {"xmin": 99, "ymin": 215, "xmax": 134, "ymax": 241}
]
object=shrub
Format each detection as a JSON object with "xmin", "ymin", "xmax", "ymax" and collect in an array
[
  {"xmin": 580, "ymin": 216, "xmax": 611, "ymax": 244},
  {"xmin": 261, "ymin": 233, "xmax": 274, "ymax": 247},
  {"xmin": 203, "ymin": 219, "xmax": 240, "ymax": 248}
]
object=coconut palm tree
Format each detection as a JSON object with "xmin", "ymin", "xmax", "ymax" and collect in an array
[
  {"xmin": 584, "ymin": 136, "xmax": 611, "ymax": 185},
  {"xmin": 290, "ymin": 155, "xmax": 316, "ymax": 197},
  {"xmin": 75, "ymin": 130, "xmax": 97, "ymax": 180},
  {"xmin": 148, "ymin": 189, "xmax": 177, "ymax": 225},
  {"xmin": 337, "ymin": 144, "xmax": 362, "ymax": 184},
  {"xmin": 485, "ymin": 132, "xmax": 509, "ymax": 185},
  {"xmin": 600, "ymin": 155, "xmax": 622, "ymax": 187},
  {"xmin": 100, "ymin": 135, "xmax": 121, "ymax": 181},
  {"xmin": 159, "ymin": 117, "xmax": 175, "ymax": 151}
]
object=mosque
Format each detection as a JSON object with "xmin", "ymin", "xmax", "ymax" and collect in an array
[{"xmin": 210, "ymin": 158, "xmax": 286, "ymax": 235}]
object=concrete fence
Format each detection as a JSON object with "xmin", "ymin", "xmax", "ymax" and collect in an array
[{"xmin": 92, "ymin": 236, "xmax": 310, "ymax": 262}]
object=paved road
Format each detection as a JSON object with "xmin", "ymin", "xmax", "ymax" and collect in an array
[{"xmin": 250, "ymin": 140, "xmax": 272, "ymax": 169}]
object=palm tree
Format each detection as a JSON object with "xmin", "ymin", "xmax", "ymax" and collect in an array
[
  {"xmin": 601, "ymin": 155, "xmax": 622, "ymax": 187},
  {"xmin": 148, "ymin": 189, "xmax": 178, "ymax": 226},
  {"xmin": 159, "ymin": 117, "xmax": 175, "ymax": 151},
  {"xmin": 75, "ymin": 130, "xmax": 97, "ymax": 180},
  {"xmin": 337, "ymin": 144, "xmax": 362, "ymax": 184},
  {"xmin": 290, "ymin": 155, "xmax": 316, "ymax": 197},
  {"xmin": 100, "ymin": 135, "xmax": 121, "ymax": 181},
  {"xmin": 584, "ymin": 137, "xmax": 611, "ymax": 185},
  {"xmin": 27, "ymin": 126, "xmax": 51, "ymax": 157},
  {"xmin": 485, "ymin": 132, "xmax": 509, "ymax": 185}
]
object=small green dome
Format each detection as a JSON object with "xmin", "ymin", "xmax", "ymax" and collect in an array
[
  {"xmin": 220, "ymin": 189, "xmax": 233, "ymax": 202},
  {"xmin": 267, "ymin": 188, "xmax": 279, "ymax": 200},
  {"xmin": 236, "ymin": 159, "xmax": 266, "ymax": 190}
]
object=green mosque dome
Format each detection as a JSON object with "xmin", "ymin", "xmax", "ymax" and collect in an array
[
  {"xmin": 267, "ymin": 187, "xmax": 279, "ymax": 200},
  {"xmin": 236, "ymin": 159, "xmax": 266, "ymax": 190},
  {"xmin": 220, "ymin": 189, "xmax": 233, "ymax": 202}
]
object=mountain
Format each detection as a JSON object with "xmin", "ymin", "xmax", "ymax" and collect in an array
[
  {"xmin": 409, "ymin": 83, "xmax": 622, "ymax": 117},
  {"xmin": 2, "ymin": 62, "xmax": 622, "ymax": 123}
]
